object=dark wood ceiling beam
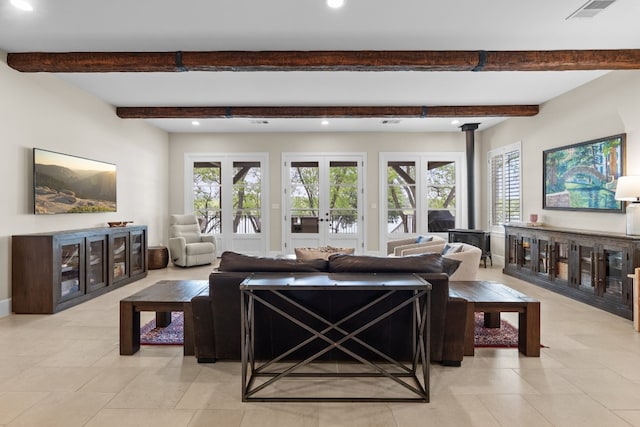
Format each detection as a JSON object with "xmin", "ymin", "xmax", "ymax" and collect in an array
[
  {"xmin": 7, "ymin": 52, "xmax": 178, "ymax": 72},
  {"xmin": 116, "ymin": 105, "xmax": 539, "ymax": 119},
  {"xmin": 483, "ymin": 50, "xmax": 640, "ymax": 71},
  {"xmin": 181, "ymin": 51, "xmax": 479, "ymax": 72},
  {"xmin": 8, "ymin": 49, "xmax": 640, "ymax": 73}
]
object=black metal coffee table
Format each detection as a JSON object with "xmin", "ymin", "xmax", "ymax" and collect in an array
[{"xmin": 240, "ymin": 272, "xmax": 431, "ymax": 402}]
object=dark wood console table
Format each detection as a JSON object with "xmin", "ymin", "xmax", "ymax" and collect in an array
[
  {"xmin": 240, "ymin": 272, "xmax": 431, "ymax": 402},
  {"xmin": 503, "ymin": 224, "xmax": 640, "ymax": 319},
  {"xmin": 12, "ymin": 225, "xmax": 148, "ymax": 313}
]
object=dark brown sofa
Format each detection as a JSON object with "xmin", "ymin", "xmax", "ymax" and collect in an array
[{"xmin": 191, "ymin": 251, "xmax": 469, "ymax": 366}]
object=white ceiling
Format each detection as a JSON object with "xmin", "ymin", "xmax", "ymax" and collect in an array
[{"xmin": 1, "ymin": 0, "xmax": 639, "ymax": 133}]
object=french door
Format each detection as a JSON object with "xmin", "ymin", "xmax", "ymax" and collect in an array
[
  {"xmin": 283, "ymin": 154, "xmax": 364, "ymax": 254},
  {"xmin": 380, "ymin": 153, "xmax": 465, "ymax": 252},
  {"xmin": 186, "ymin": 153, "xmax": 269, "ymax": 256}
]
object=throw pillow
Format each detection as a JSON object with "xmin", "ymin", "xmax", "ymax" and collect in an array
[
  {"xmin": 328, "ymin": 253, "xmax": 460, "ymax": 276},
  {"xmin": 416, "ymin": 235, "xmax": 433, "ymax": 243},
  {"xmin": 218, "ymin": 251, "xmax": 328, "ymax": 272},
  {"xmin": 441, "ymin": 243, "xmax": 464, "ymax": 255}
]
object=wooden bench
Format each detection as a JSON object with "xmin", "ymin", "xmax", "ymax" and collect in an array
[{"xmin": 449, "ymin": 281, "xmax": 540, "ymax": 357}]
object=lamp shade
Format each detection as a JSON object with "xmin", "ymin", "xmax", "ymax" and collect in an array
[{"xmin": 615, "ymin": 176, "xmax": 640, "ymax": 201}]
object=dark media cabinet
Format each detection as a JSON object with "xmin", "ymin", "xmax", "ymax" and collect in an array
[
  {"xmin": 12, "ymin": 225, "xmax": 148, "ymax": 314},
  {"xmin": 503, "ymin": 224, "xmax": 640, "ymax": 319},
  {"xmin": 448, "ymin": 229, "xmax": 492, "ymax": 267}
]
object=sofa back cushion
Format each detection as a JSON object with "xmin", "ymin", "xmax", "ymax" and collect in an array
[
  {"xmin": 328, "ymin": 253, "xmax": 460, "ymax": 276},
  {"xmin": 295, "ymin": 246, "xmax": 355, "ymax": 260},
  {"xmin": 218, "ymin": 251, "xmax": 329, "ymax": 272}
]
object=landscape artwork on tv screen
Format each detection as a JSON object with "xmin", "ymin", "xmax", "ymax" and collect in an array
[
  {"xmin": 543, "ymin": 134, "xmax": 625, "ymax": 213},
  {"xmin": 33, "ymin": 148, "xmax": 117, "ymax": 214}
]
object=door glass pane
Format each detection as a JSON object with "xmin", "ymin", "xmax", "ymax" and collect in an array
[
  {"xmin": 193, "ymin": 161, "xmax": 222, "ymax": 234},
  {"xmin": 387, "ymin": 161, "xmax": 416, "ymax": 234},
  {"xmin": 554, "ymin": 242, "xmax": 569, "ymax": 281},
  {"xmin": 328, "ymin": 161, "xmax": 358, "ymax": 234},
  {"xmin": 521, "ymin": 237, "xmax": 532, "ymax": 268},
  {"xmin": 233, "ymin": 161, "xmax": 262, "ymax": 234},
  {"xmin": 290, "ymin": 161, "xmax": 319, "ymax": 233},
  {"xmin": 508, "ymin": 234, "xmax": 518, "ymax": 265},
  {"xmin": 426, "ymin": 161, "xmax": 456, "ymax": 232},
  {"xmin": 538, "ymin": 238, "xmax": 549, "ymax": 274},
  {"xmin": 604, "ymin": 249, "xmax": 623, "ymax": 298},
  {"xmin": 88, "ymin": 240, "xmax": 104, "ymax": 287},
  {"xmin": 131, "ymin": 232, "xmax": 143, "ymax": 271},
  {"xmin": 61, "ymin": 242, "xmax": 81, "ymax": 298},
  {"xmin": 112, "ymin": 236, "xmax": 127, "ymax": 280},
  {"xmin": 579, "ymin": 245, "xmax": 594, "ymax": 291}
]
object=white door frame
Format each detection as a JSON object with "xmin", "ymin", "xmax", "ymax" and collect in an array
[
  {"xmin": 379, "ymin": 152, "xmax": 466, "ymax": 254},
  {"xmin": 282, "ymin": 152, "xmax": 366, "ymax": 254},
  {"xmin": 184, "ymin": 152, "xmax": 269, "ymax": 256}
]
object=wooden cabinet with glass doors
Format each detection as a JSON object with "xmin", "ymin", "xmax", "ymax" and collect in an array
[
  {"xmin": 12, "ymin": 225, "xmax": 147, "ymax": 314},
  {"xmin": 504, "ymin": 224, "xmax": 639, "ymax": 319}
]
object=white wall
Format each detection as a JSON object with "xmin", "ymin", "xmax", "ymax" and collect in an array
[
  {"xmin": 0, "ymin": 52, "xmax": 169, "ymax": 316},
  {"xmin": 168, "ymin": 132, "xmax": 467, "ymax": 253},
  {"xmin": 480, "ymin": 70, "xmax": 640, "ymax": 261}
]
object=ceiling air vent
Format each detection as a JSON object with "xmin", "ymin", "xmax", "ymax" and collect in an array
[{"xmin": 567, "ymin": 0, "xmax": 617, "ymax": 19}]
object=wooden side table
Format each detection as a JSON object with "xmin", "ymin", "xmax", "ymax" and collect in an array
[
  {"xmin": 449, "ymin": 280, "xmax": 540, "ymax": 357},
  {"xmin": 119, "ymin": 280, "xmax": 208, "ymax": 356},
  {"xmin": 148, "ymin": 246, "xmax": 169, "ymax": 269}
]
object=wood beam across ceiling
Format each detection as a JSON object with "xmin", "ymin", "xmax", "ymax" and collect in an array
[
  {"xmin": 8, "ymin": 49, "xmax": 640, "ymax": 73},
  {"xmin": 115, "ymin": 105, "xmax": 539, "ymax": 119}
]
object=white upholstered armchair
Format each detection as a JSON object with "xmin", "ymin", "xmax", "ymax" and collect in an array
[
  {"xmin": 386, "ymin": 235, "xmax": 447, "ymax": 256},
  {"xmin": 168, "ymin": 214, "xmax": 216, "ymax": 267}
]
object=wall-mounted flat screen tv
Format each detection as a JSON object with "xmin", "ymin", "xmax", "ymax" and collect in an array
[{"xmin": 33, "ymin": 148, "xmax": 117, "ymax": 214}]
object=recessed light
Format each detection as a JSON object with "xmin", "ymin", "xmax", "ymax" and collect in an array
[
  {"xmin": 10, "ymin": 0, "xmax": 33, "ymax": 11},
  {"xmin": 327, "ymin": 0, "xmax": 344, "ymax": 9},
  {"xmin": 321, "ymin": 120, "xmax": 330, "ymax": 126},
  {"xmin": 191, "ymin": 121, "xmax": 200, "ymax": 126},
  {"xmin": 451, "ymin": 119, "xmax": 460, "ymax": 125}
]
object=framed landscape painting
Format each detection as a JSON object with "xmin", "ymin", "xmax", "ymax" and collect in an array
[
  {"xmin": 543, "ymin": 134, "xmax": 625, "ymax": 212},
  {"xmin": 33, "ymin": 148, "xmax": 117, "ymax": 214}
]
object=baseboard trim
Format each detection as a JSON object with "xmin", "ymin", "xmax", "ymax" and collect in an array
[{"xmin": 0, "ymin": 298, "xmax": 11, "ymax": 317}]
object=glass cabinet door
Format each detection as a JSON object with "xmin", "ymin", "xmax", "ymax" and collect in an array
[
  {"xmin": 601, "ymin": 248, "xmax": 624, "ymax": 302},
  {"xmin": 536, "ymin": 237, "xmax": 549, "ymax": 275},
  {"xmin": 507, "ymin": 234, "xmax": 519, "ymax": 266},
  {"xmin": 59, "ymin": 238, "xmax": 84, "ymax": 302},
  {"xmin": 86, "ymin": 236, "xmax": 107, "ymax": 292},
  {"xmin": 520, "ymin": 237, "xmax": 532, "ymax": 269},
  {"xmin": 130, "ymin": 230, "xmax": 145, "ymax": 276},
  {"xmin": 552, "ymin": 241, "xmax": 569, "ymax": 283},
  {"xmin": 111, "ymin": 233, "xmax": 129, "ymax": 283},
  {"xmin": 577, "ymin": 244, "xmax": 595, "ymax": 293}
]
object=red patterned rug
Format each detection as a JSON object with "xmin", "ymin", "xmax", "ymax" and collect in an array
[
  {"xmin": 140, "ymin": 312, "xmax": 184, "ymax": 345},
  {"xmin": 474, "ymin": 312, "xmax": 519, "ymax": 348},
  {"xmin": 140, "ymin": 311, "xmax": 525, "ymax": 348}
]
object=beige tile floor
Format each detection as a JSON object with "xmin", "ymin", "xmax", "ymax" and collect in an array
[{"xmin": 2, "ymin": 263, "xmax": 640, "ymax": 426}]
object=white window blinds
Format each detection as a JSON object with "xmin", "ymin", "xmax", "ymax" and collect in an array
[{"xmin": 489, "ymin": 143, "xmax": 521, "ymax": 230}]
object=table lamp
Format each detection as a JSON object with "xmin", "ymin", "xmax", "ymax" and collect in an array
[{"xmin": 615, "ymin": 175, "xmax": 640, "ymax": 235}]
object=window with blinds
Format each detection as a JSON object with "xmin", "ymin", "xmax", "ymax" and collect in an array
[{"xmin": 488, "ymin": 142, "xmax": 521, "ymax": 230}]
